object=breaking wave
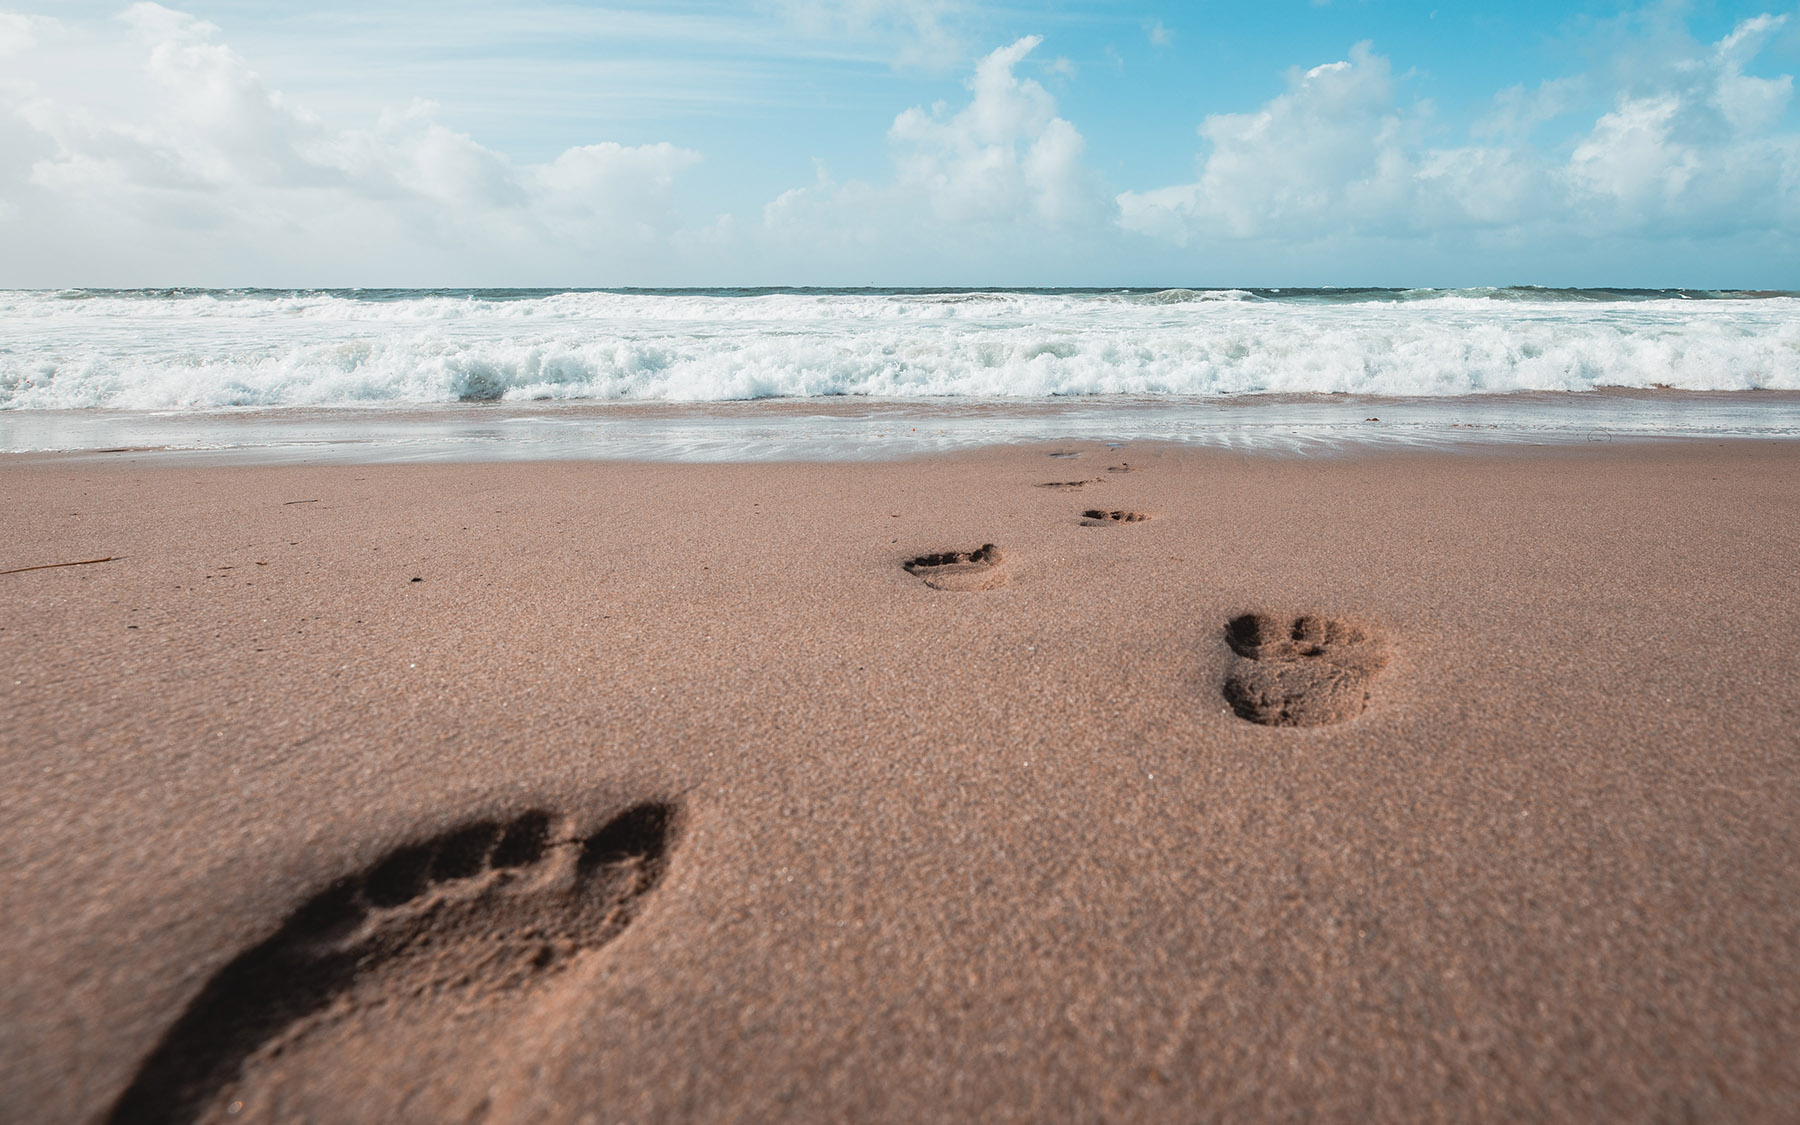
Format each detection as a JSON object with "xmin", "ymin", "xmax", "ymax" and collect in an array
[{"xmin": 3, "ymin": 287, "xmax": 1796, "ymax": 409}]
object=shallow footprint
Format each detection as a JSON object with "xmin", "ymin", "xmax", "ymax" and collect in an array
[
  {"xmin": 904, "ymin": 544, "xmax": 1008, "ymax": 591},
  {"xmin": 1221, "ymin": 613, "xmax": 1387, "ymax": 727},
  {"xmin": 1081, "ymin": 509, "xmax": 1151, "ymax": 526},
  {"xmin": 110, "ymin": 804, "xmax": 679, "ymax": 1125}
]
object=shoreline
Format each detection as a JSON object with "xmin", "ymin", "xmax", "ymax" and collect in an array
[
  {"xmin": 4, "ymin": 388, "xmax": 1799, "ymax": 466},
  {"xmin": 5, "ymin": 440, "xmax": 1799, "ymax": 1120}
]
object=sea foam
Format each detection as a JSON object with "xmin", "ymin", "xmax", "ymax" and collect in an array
[{"xmin": 2, "ymin": 288, "xmax": 1796, "ymax": 410}]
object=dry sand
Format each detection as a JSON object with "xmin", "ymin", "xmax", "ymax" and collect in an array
[{"xmin": 2, "ymin": 440, "xmax": 1798, "ymax": 1122}]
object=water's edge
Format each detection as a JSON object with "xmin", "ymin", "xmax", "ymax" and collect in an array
[{"xmin": 5, "ymin": 391, "xmax": 1796, "ymax": 465}]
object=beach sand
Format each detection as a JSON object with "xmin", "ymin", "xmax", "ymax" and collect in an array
[{"xmin": 2, "ymin": 441, "xmax": 1798, "ymax": 1122}]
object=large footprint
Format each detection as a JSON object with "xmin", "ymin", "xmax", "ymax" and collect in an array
[
  {"xmin": 904, "ymin": 544, "xmax": 1009, "ymax": 591},
  {"xmin": 1221, "ymin": 613, "xmax": 1388, "ymax": 727},
  {"xmin": 109, "ymin": 804, "xmax": 678, "ymax": 1125}
]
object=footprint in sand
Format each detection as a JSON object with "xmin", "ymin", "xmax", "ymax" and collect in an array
[
  {"xmin": 1080, "ymin": 509, "xmax": 1151, "ymax": 526},
  {"xmin": 109, "ymin": 804, "xmax": 679, "ymax": 1125},
  {"xmin": 1221, "ymin": 613, "xmax": 1388, "ymax": 727},
  {"xmin": 904, "ymin": 544, "xmax": 1008, "ymax": 591},
  {"xmin": 1038, "ymin": 478, "xmax": 1101, "ymax": 490}
]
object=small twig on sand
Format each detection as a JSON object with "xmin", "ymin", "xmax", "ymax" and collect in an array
[
  {"xmin": 283, "ymin": 499, "xmax": 321, "ymax": 505},
  {"xmin": 0, "ymin": 556, "xmax": 120, "ymax": 575}
]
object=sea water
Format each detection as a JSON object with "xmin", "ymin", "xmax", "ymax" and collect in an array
[{"xmin": 2, "ymin": 287, "xmax": 1797, "ymax": 461}]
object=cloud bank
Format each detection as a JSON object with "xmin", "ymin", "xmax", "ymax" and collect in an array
[
  {"xmin": 0, "ymin": 4, "xmax": 1796, "ymax": 284},
  {"xmin": 1118, "ymin": 16, "xmax": 1800, "ymax": 251},
  {"xmin": 0, "ymin": 3, "xmax": 698, "ymax": 283}
]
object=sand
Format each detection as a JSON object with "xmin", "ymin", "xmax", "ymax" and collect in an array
[{"xmin": 2, "ymin": 440, "xmax": 1798, "ymax": 1122}]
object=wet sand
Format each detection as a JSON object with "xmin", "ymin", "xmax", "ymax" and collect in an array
[{"xmin": 2, "ymin": 441, "xmax": 1798, "ymax": 1121}]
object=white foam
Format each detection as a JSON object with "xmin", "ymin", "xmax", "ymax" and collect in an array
[{"xmin": 3, "ymin": 289, "xmax": 1797, "ymax": 409}]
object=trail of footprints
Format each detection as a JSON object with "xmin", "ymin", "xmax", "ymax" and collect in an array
[
  {"xmin": 116, "ymin": 451, "xmax": 1388, "ymax": 1122},
  {"xmin": 110, "ymin": 804, "xmax": 677, "ymax": 1125},
  {"xmin": 910, "ymin": 451, "xmax": 1389, "ymax": 726}
]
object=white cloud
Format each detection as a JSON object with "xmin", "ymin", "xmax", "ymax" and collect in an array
[
  {"xmin": 763, "ymin": 33, "xmax": 1108, "ymax": 260},
  {"xmin": 1119, "ymin": 16, "xmax": 1800, "ymax": 247},
  {"xmin": 0, "ymin": 10, "xmax": 44, "ymax": 56},
  {"xmin": 885, "ymin": 36, "xmax": 1102, "ymax": 225},
  {"xmin": 1146, "ymin": 20, "xmax": 1172, "ymax": 48},
  {"xmin": 761, "ymin": 162, "xmax": 890, "ymax": 255},
  {"xmin": 1118, "ymin": 43, "xmax": 1444, "ymax": 241},
  {"xmin": 744, "ymin": 35, "xmax": 1126, "ymax": 281},
  {"xmin": 0, "ymin": 3, "xmax": 701, "ymax": 283},
  {"xmin": 1561, "ymin": 13, "xmax": 1797, "ymax": 234}
]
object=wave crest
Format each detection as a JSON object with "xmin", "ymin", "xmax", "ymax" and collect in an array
[{"xmin": 3, "ymin": 288, "xmax": 1797, "ymax": 409}]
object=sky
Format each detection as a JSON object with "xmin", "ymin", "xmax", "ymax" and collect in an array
[{"xmin": 0, "ymin": 0, "xmax": 1796, "ymax": 287}]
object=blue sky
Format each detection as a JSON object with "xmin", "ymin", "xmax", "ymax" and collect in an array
[{"xmin": 1, "ymin": 1, "xmax": 1796, "ymax": 285}]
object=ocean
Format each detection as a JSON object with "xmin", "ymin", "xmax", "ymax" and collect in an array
[{"xmin": 3, "ymin": 287, "xmax": 1798, "ymax": 461}]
